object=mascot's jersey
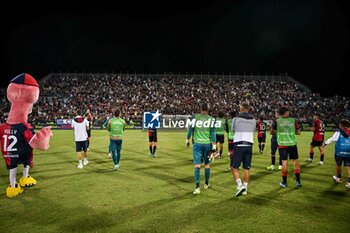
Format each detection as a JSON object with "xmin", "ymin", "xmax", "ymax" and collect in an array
[{"xmin": 0, "ymin": 123, "xmax": 34, "ymax": 163}]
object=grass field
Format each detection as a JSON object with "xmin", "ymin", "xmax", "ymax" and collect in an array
[{"xmin": 0, "ymin": 130, "xmax": 349, "ymax": 233}]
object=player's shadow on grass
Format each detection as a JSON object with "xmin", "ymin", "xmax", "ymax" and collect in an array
[
  {"xmin": 131, "ymin": 160, "xmax": 190, "ymax": 172},
  {"xmin": 37, "ymin": 172, "xmax": 85, "ymax": 180},
  {"xmin": 139, "ymin": 170, "xmax": 193, "ymax": 187},
  {"xmin": 90, "ymin": 159, "xmax": 112, "ymax": 165},
  {"xmin": 93, "ymin": 168, "xmax": 116, "ymax": 173},
  {"xmin": 29, "ymin": 167, "xmax": 67, "ymax": 175},
  {"xmin": 320, "ymin": 184, "xmax": 349, "ymax": 198},
  {"xmin": 231, "ymin": 186, "xmax": 300, "ymax": 205},
  {"xmin": 36, "ymin": 160, "xmax": 74, "ymax": 166},
  {"xmin": 21, "ymin": 195, "xmax": 116, "ymax": 233},
  {"xmin": 87, "ymin": 149, "xmax": 107, "ymax": 154},
  {"xmin": 248, "ymin": 170, "xmax": 276, "ymax": 182}
]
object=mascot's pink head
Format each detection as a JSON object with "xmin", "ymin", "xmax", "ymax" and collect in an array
[{"xmin": 6, "ymin": 73, "xmax": 40, "ymax": 124}]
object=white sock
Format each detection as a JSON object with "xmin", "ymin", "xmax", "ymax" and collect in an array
[
  {"xmin": 243, "ymin": 182, "xmax": 248, "ymax": 189},
  {"xmin": 78, "ymin": 160, "xmax": 83, "ymax": 164},
  {"xmin": 9, "ymin": 168, "xmax": 17, "ymax": 188},
  {"xmin": 236, "ymin": 178, "xmax": 242, "ymax": 187},
  {"xmin": 84, "ymin": 158, "xmax": 88, "ymax": 162},
  {"xmin": 23, "ymin": 165, "xmax": 29, "ymax": 178}
]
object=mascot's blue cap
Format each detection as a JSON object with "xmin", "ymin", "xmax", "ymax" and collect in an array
[{"xmin": 10, "ymin": 73, "xmax": 39, "ymax": 87}]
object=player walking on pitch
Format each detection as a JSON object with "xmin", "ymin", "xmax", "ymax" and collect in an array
[
  {"xmin": 71, "ymin": 109, "xmax": 90, "ymax": 168},
  {"xmin": 107, "ymin": 109, "xmax": 126, "ymax": 170},
  {"xmin": 215, "ymin": 112, "xmax": 225, "ymax": 159},
  {"xmin": 257, "ymin": 116, "xmax": 267, "ymax": 154},
  {"xmin": 276, "ymin": 107, "xmax": 302, "ymax": 188},
  {"xmin": 103, "ymin": 114, "xmax": 112, "ymax": 159},
  {"xmin": 186, "ymin": 103, "xmax": 216, "ymax": 195},
  {"xmin": 323, "ymin": 119, "xmax": 350, "ymax": 188},
  {"xmin": 84, "ymin": 109, "xmax": 93, "ymax": 151},
  {"xmin": 306, "ymin": 113, "xmax": 325, "ymax": 165},
  {"xmin": 225, "ymin": 111, "xmax": 235, "ymax": 168},
  {"xmin": 231, "ymin": 102, "xmax": 256, "ymax": 197},
  {"xmin": 148, "ymin": 127, "xmax": 158, "ymax": 157},
  {"xmin": 267, "ymin": 112, "xmax": 282, "ymax": 170}
]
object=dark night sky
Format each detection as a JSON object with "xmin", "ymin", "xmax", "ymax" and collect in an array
[{"xmin": 1, "ymin": 0, "xmax": 349, "ymax": 96}]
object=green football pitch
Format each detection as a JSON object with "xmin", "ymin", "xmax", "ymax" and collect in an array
[{"xmin": 0, "ymin": 130, "xmax": 349, "ymax": 233}]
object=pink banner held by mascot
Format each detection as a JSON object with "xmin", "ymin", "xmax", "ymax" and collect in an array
[{"xmin": 0, "ymin": 73, "xmax": 52, "ymax": 198}]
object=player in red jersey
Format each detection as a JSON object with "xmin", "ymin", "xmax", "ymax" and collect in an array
[
  {"xmin": 306, "ymin": 113, "xmax": 325, "ymax": 165},
  {"xmin": 148, "ymin": 127, "xmax": 157, "ymax": 157},
  {"xmin": 257, "ymin": 116, "xmax": 267, "ymax": 154}
]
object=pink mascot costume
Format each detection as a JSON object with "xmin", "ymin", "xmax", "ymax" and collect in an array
[{"xmin": 0, "ymin": 73, "xmax": 52, "ymax": 197}]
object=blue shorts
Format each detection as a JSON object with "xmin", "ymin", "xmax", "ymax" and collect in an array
[
  {"xmin": 231, "ymin": 145, "xmax": 252, "ymax": 170},
  {"xmin": 76, "ymin": 141, "xmax": 87, "ymax": 152},
  {"xmin": 334, "ymin": 155, "xmax": 350, "ymax": 167},
  {"xmin": 193, "ymin": 143, "xmax": 212, "ymax": 165}
]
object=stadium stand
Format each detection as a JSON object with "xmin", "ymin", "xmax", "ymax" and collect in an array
[{"xmin": 1, "ymin": 73, "xmax": 349, "ymax": 128}]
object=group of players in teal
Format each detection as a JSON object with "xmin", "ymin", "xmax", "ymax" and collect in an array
[
  {"xmin": 184, "ymin": 103, "xmax": 350, "ymax": 196},
  {"xmin": 86, "ymin": 103, "xmax": 350, "ymax": 197}
]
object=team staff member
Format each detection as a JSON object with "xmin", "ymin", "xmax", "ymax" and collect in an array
[{"xmin": 231, "ymin": 102, "xmax": 256, "ymax": 197}]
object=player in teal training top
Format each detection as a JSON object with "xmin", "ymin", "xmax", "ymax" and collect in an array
[
  {"xmin": 107, "ymin": 109, "xmax": 126, "ymax": 171},
  {"xmin": 186, "ymin": 103, "xmax": 216, "ymax": 195}
]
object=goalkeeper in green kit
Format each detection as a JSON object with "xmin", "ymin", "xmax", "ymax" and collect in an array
[{"xmin": 186, "ymin": 103, "xmax": 217, "ymax": 195}]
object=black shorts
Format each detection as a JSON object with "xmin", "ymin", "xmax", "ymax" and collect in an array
[
  {"xmin": 216, "ymin": 134, "xmax": 224, "ymax": 143},
  {"xmin": 230, "ymin": 145, "xmax": 252, "ymax": 170},
  {"xmin": 334, "ymin": 155, "xmax": 350, "ymax": 167},
  {"xmin": 4, "ymin": 153, "xmax": 30, "ymax": 169},
  {"xmin": 87, "ymin": 130, "xmax": 91, "ymax": 138},
  {"xmin": 228, "ymin": 140, "xmax": 234, "ymax": 152},
  {"xmin": 278, "ymin": 145, "xmax": 299, "ymax": 160},
  {"xmin": 149, "ymin": 135, "xmax": 157, "ymax": 142},
  {"xmin": 310, "ymin": 140, "xmax": 323, "ymax": 147},
  {"xmin": 271, "ymin": 138, "xmax": 278, "ymax": 156},
  {"xmin": 258, "ymin": 134, "xmax": 266, "ymax": 143},
  {"xmin": 76, "ymin": 141, "xmax": 88, "ymax": 152}
]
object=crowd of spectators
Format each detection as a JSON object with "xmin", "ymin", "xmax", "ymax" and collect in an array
[{"xmin": 1, "ymin": 73, "xmax": 349, "ymax": 127}]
